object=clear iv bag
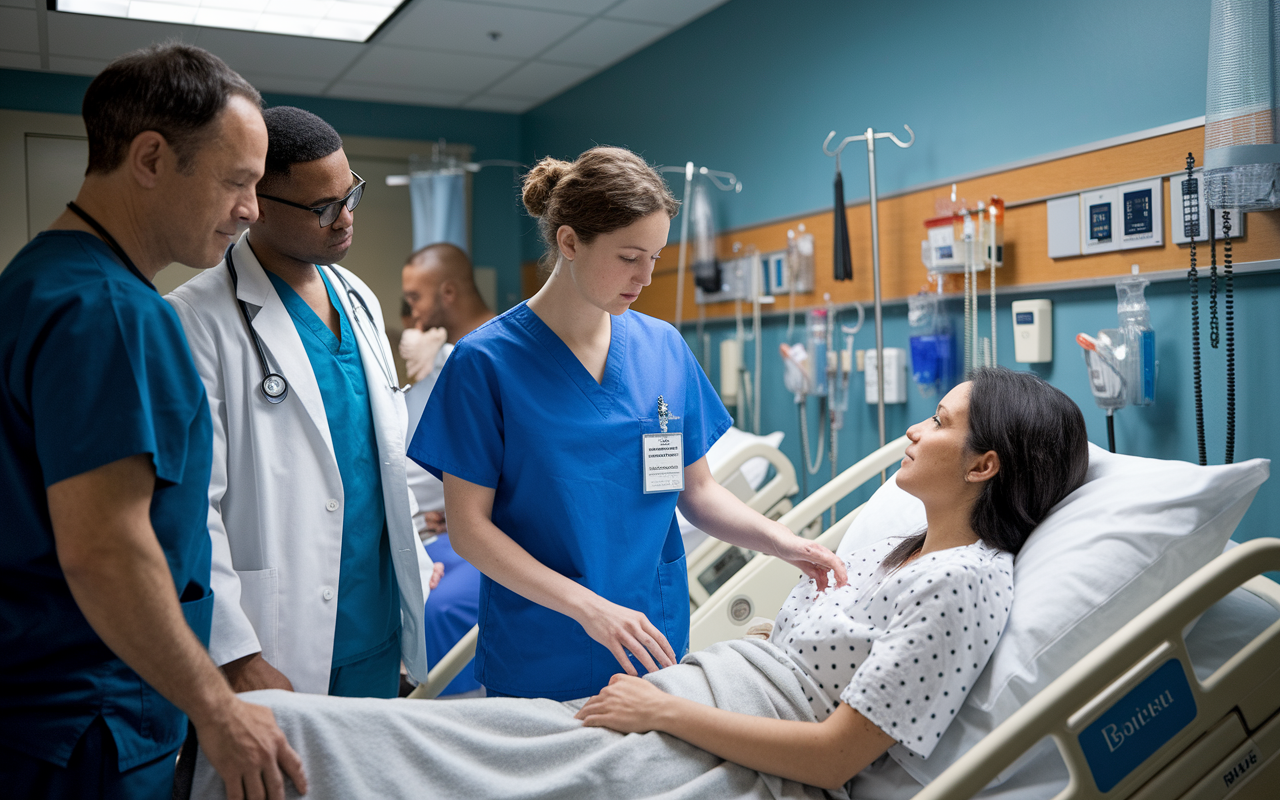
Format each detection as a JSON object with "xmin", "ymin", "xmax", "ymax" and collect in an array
[
  {"xmin": 1204, "ymin": 0, "xmax": 1280, "ymax": 211},
  {"xmin": 689, "ymin": 178, "xmax": 721, "ymax": 292}
]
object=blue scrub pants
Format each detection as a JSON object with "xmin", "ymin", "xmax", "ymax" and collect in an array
[
  {"xmin": 328, "ymin": 630, "xmax": 402, "ymax": 698},
  {"xmin": 0, "ymin": 717, "xmax": 176, "ymax": 800},
  {"xmin": 424, "ymin": 534, "xmax": 483, "ymax": 695}
]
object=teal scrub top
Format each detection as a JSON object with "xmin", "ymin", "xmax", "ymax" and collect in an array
[
  {"xmin": 408, "ymin": 303, "xmax": 732, "ymax": 700},
  {"xmin": 266, "ymin": 269, "xmax": 399, "ymax": 668},
  {"xmin": 0, "ymin": 231, "xmax": 214, "ymax": 770}
]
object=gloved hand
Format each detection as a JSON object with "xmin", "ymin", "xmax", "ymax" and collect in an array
[{"xmin": 400, "ymin": 327, "xmax": 447, "ymax": 382}]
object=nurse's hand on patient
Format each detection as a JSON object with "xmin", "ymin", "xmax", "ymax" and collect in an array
[
  {"xmin": 578, "ymin": 598, "xmax": 678, "ymax": 676},
  {"xmin": 197, "ymin": 696, "xmax": 308, "ymax": 800},
  {"xmin": 222, "ymin": 652, "xmax": 295, "ymax": 694},
  {"xmin": 771, "ymin": 530, "xmax": 849, "ymax": 592},
  {"xmin": 574, "ymin": 674, "xmax": 671, "ymax": 734}
]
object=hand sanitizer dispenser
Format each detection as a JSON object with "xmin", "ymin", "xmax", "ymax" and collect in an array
[{"xmin": 1011, "ymin": 300, "xmax": 1052, "ymax": 363}]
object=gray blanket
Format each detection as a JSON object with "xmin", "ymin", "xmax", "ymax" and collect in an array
[{"xmin": 192, "ymin": 639, "xmax": 847, "ymax": 800}]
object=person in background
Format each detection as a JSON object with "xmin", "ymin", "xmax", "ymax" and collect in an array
[
  {"xmin": 400, "ymin": 242, "xmax": 495, "ymax": 695},
  {"xmin": 0, "ymin": 44, "xmax": 305, "ymax": 799},
  {"xmin": 167, "ymin": 106, "xmax": 433, "ymax": 701}
]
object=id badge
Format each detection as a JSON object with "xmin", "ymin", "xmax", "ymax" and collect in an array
[{"xmin": 642, "ymin": 432, "xmax": 684, "ymax": 493}]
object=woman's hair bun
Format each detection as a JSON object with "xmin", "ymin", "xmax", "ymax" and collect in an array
[{"xmin": 522, "ymin": 157, "xmax": 570, "ymax": 217}]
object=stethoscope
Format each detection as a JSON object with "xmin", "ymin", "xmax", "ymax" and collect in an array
[{"xmin": 224, "ymin": 242, "xmax": 400, "ymax": 405}]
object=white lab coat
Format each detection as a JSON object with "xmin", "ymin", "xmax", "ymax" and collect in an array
[{"xmin": 167, "ymin": 232, "xmax": 430, "ymax": 693}]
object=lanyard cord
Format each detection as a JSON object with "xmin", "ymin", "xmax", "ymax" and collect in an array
[{"xmin": 65, "ymin": 202, "xmax": 156, "ymax": 291}]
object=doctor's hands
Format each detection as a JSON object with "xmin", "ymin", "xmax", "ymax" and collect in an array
[
  {"xmin": 195, "ymin": 696, "xmax": 308, "ymax": 800},
  {"xmin": 576, "ymin": 596, "xmax": 678, "ymax": 676},
  {"xmin": 575, "ymin": 673, "xmax": 673, "ymax": 734},
  {"xmin": 769, "ymin": 526, "xmax": 848, "ymax": 592},
  {"xmin": 222, "ymin": 652, "xmax": 295, "ymax": 694}
]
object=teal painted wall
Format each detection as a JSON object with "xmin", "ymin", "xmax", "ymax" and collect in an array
[
  {"xmin": 519, "ymin": 0, "xmax": 1279, "ymax": 546},
  {"xmin": 0, "ymin": 67, "xmax": 527, "ymax": 309},
  {"xmin": 520, "ymin": 0, "xmax": 1211, "ymax": 254}
]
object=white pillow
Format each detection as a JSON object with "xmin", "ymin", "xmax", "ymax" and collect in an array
[
  {"xmin": 678, "ymin": 428, "xmax": 786, "ymax": 552},
  {"xmin": 838, "ymin": 443, "xmax": 1270, "ymax": 786}
]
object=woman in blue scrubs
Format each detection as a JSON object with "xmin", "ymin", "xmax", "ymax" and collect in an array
[{"xmin": 409, "ymin": 147, "xmax": 847, "ymax": 700}]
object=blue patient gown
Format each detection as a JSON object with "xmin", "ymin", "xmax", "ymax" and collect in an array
[{"xmin": 409, "ymin": 302, "xmax": 731, "ymax": 700}]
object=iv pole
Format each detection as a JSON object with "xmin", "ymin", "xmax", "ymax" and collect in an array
[
  {"xmin": 822, "ymin": 125, "xmax": 914, "ymax": 451},
  {"xmin": 660, "ymin": 163, "xmax": 742, "ymax": 334}
]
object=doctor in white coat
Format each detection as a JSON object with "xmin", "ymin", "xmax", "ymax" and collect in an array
[{"xmin": 168, "ymin": 107, "xmax": 431, "ymax": 698}]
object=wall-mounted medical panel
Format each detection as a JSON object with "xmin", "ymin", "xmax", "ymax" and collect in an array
[
  {"xmin": 1118, "ymin": 178, "xmax": 1164, "ymax": 249},
  {"xmin": 1080, "ymin": 188, "xmax": 1120, "ymax": 255},
  {"xmin": 1047, "ymin": 195, "xmax": 1082, "ymax": 258}
]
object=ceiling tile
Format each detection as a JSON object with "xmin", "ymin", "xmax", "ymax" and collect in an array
[
  {"xmin": 473, "ymin": 0, "xmax": 612, "ymax": 13},
  {"xmin": 605, "ymin": 0, "xmax": 728, "ymax": 27},
  {"xmin": 539, "ymin": 17, "xmax": 667, "ymax": 68},
  {"xmin": 0, "ymin": 7, "xmax": 38, "ymax": 53},
  {"xmin": 0, "ymin": 49, "xmax": 40, "ymax": 69},
  {"xmin": 194, "ymin": 27, "xmax": 364, "ymax": 81},
  {"xmin": 378, "ymin": 0, "xmax": 585, "ymax": 60},
  {"xmin": 48, "ymin": 54, "xmax": 113, "ymax": 75},
  {"xmin": 485, "ymin": 61, "xmax": 591, "ymax": 99},
  {"xmin": 237, "ymin": 72, "xmax": 333, "ymax": 96},
  {"xmin": 47, "ymin": 11, "xmax": 198, "ymax": 61},
  {"xmin": 325, "ymin": 80, "xmax": 469, "ymax": 107},
  {"xmin": 462, "ymin": 93, "xmax": 536, "ymax": 113},
  {"xmin": 342, "ymin": 44, "xmax": 519, "ymax": 93}
]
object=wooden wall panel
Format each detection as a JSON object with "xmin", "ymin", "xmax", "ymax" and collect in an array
[{"xmin": 615, "ymin": 125, "xmax": 1280, "ymax": 324}]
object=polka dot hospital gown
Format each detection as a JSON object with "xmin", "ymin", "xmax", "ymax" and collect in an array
[{"xmin": 769, "ymin": 537, "xmax": 1013, "ymax": 767}]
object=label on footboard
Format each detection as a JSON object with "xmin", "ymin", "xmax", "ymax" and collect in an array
[{"xmin": 1078, "ymin": 658, "xmax": 1197, "ymax": 793}]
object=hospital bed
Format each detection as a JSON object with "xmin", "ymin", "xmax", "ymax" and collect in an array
[
  {"xmin": 691, "ymin": 435, "xmax": 1280, "ymax": 799},
  {"xmin": 408, "ymin": 428, "xmax": 800, "ymax": 700},
  {"xmin": 412, "ymin": 433, "xmax": 1280, "ymax": 799}
]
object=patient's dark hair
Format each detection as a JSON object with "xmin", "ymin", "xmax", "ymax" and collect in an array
[{"xmin": 886, "ymin": 367, "xmax": 1089, "ymax": 567}]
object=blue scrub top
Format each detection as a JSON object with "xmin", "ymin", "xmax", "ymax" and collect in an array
[
  {"xmin": 409, "ymin": 302, "xmax": 731, "ymax": 700},
  {"xmin": 0, "ymin": 231, "xmax": 214, "ymax": 770},
  {"xmin": 266, "ymin": 269, "xmax": 399, "ymax": 667}
]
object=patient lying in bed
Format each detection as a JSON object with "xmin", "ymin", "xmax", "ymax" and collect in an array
[{"xmin": 190, "ymin": 368, "xmax": 1088, "ymax": 800}]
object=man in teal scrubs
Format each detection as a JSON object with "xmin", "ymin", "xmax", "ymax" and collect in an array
[
  {"xmin": 168, "ymin": 107, "xmax": 434, "ymax": 699},
  {"xmin": 0, "ymin": 44, "xmax": 305, "ymax": 799}
]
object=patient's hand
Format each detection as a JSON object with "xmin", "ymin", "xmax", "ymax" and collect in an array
[
  {"xmin": 222, "ymin": 652, "xmax": 295, "ymax": 694},
  {"xmin": 575, "ymin": 674, "xmax": 672, "ymax": 734}
]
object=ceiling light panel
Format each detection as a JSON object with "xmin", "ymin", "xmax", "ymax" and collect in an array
[{"xmin": 51, "ymin": 0, "xmax": 406, "ymax": 42}]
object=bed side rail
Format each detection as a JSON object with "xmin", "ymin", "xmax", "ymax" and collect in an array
[
  {"xmin": 687, "ymin": 441, "xmax": 801, "ymax": 605},
  {"xmin": 914, "ymin": 537, "xmax": 1280, "ymax": 800},
  {"xmin": 689, "ymin": 436, "xmax": 909, "ymax": 651}
]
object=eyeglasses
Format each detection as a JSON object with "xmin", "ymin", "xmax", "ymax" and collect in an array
[{"xmin": 258, "ymin": 171, "xmax": 365, "ymax": 227}]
